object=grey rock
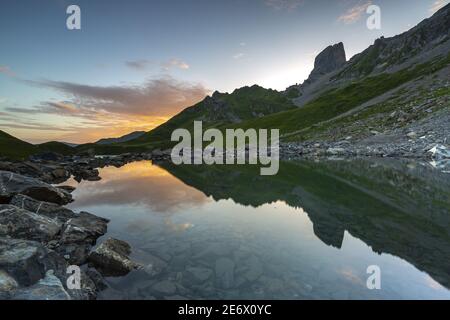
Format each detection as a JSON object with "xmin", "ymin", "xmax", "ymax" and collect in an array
[
  {"xmin": 60, "ymin": 212, "xmax": 109, "ymax": 245},
  {"xmin": 85, "ymin": 268, "xmax": 108, "ymax": 291},
  {"xmin": 0, "ymin": 171, "xmax": 72, "ymax": 205},
  {"xmin": 244, "ymin": 256, "xmax": 263, "ymax": 282},
  {"xmin": 0, "ymin": 237, "xmax": 95, "ymax": 299},
  {"xmin": 57, "ymin": 186, "xmax": 76, "ymax": 193},
  {"xmin": 326, "ymin": 147, "xmax": 346, "ymax": 155},
  {"xmin": 215, "ymin": 257, "xmax": 235, "ymax": 289},
  {"xmin": 10, "ymin": 194, "xmax": 76, "ymax": 224},
  {"xmin": 11, "ymin": 270, "xmax": 71, "ymax": 300},
  {"xmin": 0, "ymin": 205, "xmax": 61, "ymax": 242},
  {"xmin": 88, "ymin": 238, "xmax": 140, "ymax": 277},
  {"xmin": 0, "ymin": 270, "xmax": 18, "ymax": 292},
  {"xmin": 139, "ymin": 252, "xmax": 168, "ymax": 277},
  {"xmin": 307, "ymin": 42, "xmax": 346, "ymax": 82},
  {"xmin": 151, "ymin": 280, "xmax": 177, "ymax": 295},
  {"xmin": 185, "ymin": 266, "xmax": 213, "ymax": 284}
]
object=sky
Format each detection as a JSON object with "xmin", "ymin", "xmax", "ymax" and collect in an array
[{"xmin": 0, "ymin": 0, "xmax": 448, "ymax": 144}]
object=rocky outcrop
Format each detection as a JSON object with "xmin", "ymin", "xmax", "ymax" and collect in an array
[
  {"xmin": 306, "ymin": 42, "xmax": 346, "ymax": 83},
  {"xmin": 88, "ymin": 238, "xmax": 141, "ymax": 277},
  {"xmin": 0, "ymin": 171, "xmax": 72, "ymax": 205},
  {"xmin": 336, "ymin": 4, "xmax": 450, "ymax": 79},
  {"xmin": 58, "ymin": 212, "xmax": 109, "ymax": 265}
]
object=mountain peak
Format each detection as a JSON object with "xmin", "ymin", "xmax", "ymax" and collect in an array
[{"xmin": 307, "ymin": 42, "xmax": 346, "ymax": 83}]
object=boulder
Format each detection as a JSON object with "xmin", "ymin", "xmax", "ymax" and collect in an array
[
  {"xmin": 184, "ymin": 266, "xmax": 213, "ymax": 284},
  {"xmin": 0, "ymin": 205, "xmax": 61, "ymax": 242},
  {"xmin": 57, "ymin": 186, "xmax": 76, "ymax": 193},
  {"xmin": 10, "ymin": 194, "xmax": 76, "ymax": 224},
  {"xmin": 60, "ymin": 212, "xmax": 109, "ymax": 245},
  {"xmin": 11, "ymin": 270, "xmax": 72, "ymax": 300},
  {"xmin": 215, "ymin": 257, "xmax": 235, "ymax": 289},
  {"xmin": 0, "ymin": 171, "xmax": 72, "ymax": 205},
  {"xmin": 326, "ymin": 147, "xmax": 346, "ymax": 155},
  {"xmin": 0, "ymin": 238, "xmax": 97, "ymax": 300},
  {"xmin": 0, "ymin": 270, "xmax": 19, "ymax": 292},
  {"xmin": 0, "ymin": 238, "xmax": 66, "ymax": 287},
  {"xmin": 72, "ymin": 168, "xmax": 101, "ymax": 182},
  {"xmin": 88, "ymin": 238, "xmax": 140, "ymax": 277},
  {"xmin": 151, "ymin": 280, "xmax": 177, "ymax": 296}
]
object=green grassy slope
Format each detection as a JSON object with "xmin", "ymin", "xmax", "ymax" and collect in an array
[
  {"xmin": 0, "ymin": 130, "xmax": 37, "ymax": 160},
  {"xmin": 233, "ymin": 54, "xmax": 450, "ymax": 137},
  {"xmin": 120, "ymin": 85, "xmax": 296, "ymax": 149},
  {"xmin": 114, "ymin": 53, "xmax": 449, "ymax": 151},
  {"xmin": 0, "ymin": 130, "xmax": 75, "ymax": 160}
]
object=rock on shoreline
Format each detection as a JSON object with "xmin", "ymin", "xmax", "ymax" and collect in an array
[{"xmin": 0, "ymin": 170, "xmax": 114, "ymax": 300}]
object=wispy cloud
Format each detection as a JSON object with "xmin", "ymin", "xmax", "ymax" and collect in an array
[
  {"xmin": 233, "ymin": 53, "xmax": 245, "ymax": 60},
  {"xmin": 22, "ymin": 76, "xmax": 208, "ymax": 118},
  {"xmin": 161, "ymin": 58, "xmax": 190, "ymax": 71},
  {"xmin": 338, "ymin": 0, "xmax": 372, "ymax": 24},
  {"xmin": 265, "ymin": 0, "xmax": 305, "ymax": 11},
  {"xmin": 125, "ymin": 59, "xmax": 152, "ymax": 70},
  {"xmin": 430, "ymin": 0, "xmax": 448, "ymax": 13}
]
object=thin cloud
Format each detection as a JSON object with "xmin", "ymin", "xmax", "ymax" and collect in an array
[
  {"xmin": 161, "ymin": 58, "xmax": 190, "ymax": 71},
  {"xmin": 0, "ymin": 122, "xmax": 75, "ymax": 132},
  {"xmin": 265, "ymin": 0, "xmax": 305, "ymax": 10},
  {"xmin": 23, "ymin": 76, "xmax": 209, "ymax": 118},
  {"xmin": 338, "ymin": 0, "xmax": 372, "ymax": 24},
  {"xmin": 233, "ymin": 53, "xmax": 245, "ymax": 60},
  {"xmin": 125, "ymin": 59, "xmax": 152, "ymax": 70},
  {"xmin": 430, "ymin": 0, "xmax": 448, "ymax": 13}
]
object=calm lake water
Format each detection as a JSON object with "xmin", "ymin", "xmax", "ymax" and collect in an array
[{"xmin": 65, "ymin": 159, "xmax": 450, "ymax": 300}]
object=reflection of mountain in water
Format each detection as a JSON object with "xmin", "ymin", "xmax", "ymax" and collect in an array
[{"xmin": 158, "ymin": 159, "xmax": 450, "ymax": 288}]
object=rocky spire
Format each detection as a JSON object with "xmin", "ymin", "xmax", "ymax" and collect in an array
[{"xmin": 307, "ymin": 42, "xmax": 346, "ymax": 82}]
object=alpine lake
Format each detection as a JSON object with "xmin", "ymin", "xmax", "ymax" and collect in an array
[{"xmin": 63, "ymin": 158, "xmax": 450, "ymax": 300}]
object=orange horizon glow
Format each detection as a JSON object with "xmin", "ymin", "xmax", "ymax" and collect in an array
[{"xmin": 8, "ymin": 115, "xmax": 171, "ymax": 145}]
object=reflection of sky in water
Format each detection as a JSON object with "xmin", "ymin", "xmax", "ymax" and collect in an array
[{"xmin": 67, "ymin": 161, "xmax": 450, "ymax": 300}]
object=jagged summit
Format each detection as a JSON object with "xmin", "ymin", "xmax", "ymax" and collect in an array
[{"xmin": 307, "ymin": 42, "xmax": 346, "ymax": 83}]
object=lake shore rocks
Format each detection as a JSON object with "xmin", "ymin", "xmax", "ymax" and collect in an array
[
  {"xmin": 0, "ymin": 167, "xmax": 131, "ymax": 300},
  {"xmin": 0, "ymin": 238, "xmax": 96, "ymax": 300},
  {"xmin": 0, "ymin": 171, "xmax": 72, "ymax": 205},
  {"xmin": 88, "ymin": 238, "xmax": 141, "ymax": 277}
]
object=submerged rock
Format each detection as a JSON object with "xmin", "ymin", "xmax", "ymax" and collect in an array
[
  {"xmin": 151, "ymin": 280, "xmax": 177, "ymax": 296},
  {"xmin": 0, "ymin": 171, "xmax": 72, "ymax": 205},
  {"xmin": 215, "ymin": 257, "xmax": 235, "ymax": 289},
  {"xmin": 88, "ymin": 238, "xmax": 140, "ymax": 277},
  {"xmin": 184, "ymin": 266, "xmax": 213, "ymax": 284}
]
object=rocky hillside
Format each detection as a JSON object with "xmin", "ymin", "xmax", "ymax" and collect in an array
[{"xmin": 116, "ymin": 4, "xmax": 449, "ymax": 154}]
